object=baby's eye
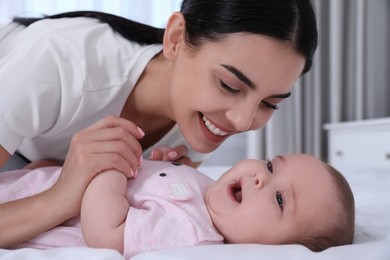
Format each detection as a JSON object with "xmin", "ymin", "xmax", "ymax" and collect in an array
[
  {"xmin": 266, "ymin": 160, "xmax": 273, "ymax": 173},
  {"xmin": 276, "ymin": 191, "xmax": 284, "ymax": 211},
  {"xmin": 218, "ymin": 79, "xmax": 240, "ymax": 94}
]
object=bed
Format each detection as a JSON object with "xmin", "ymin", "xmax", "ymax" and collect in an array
[{"xmin": 1, "ymin": 118, "xmax": 390, "ymax": 259}]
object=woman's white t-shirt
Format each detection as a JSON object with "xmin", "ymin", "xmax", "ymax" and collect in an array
[{"xmin": 0, "ymin": 18, "xmax": 208, "ymax": 163}]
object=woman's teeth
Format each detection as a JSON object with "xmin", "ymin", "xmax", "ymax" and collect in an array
[{"xmin": 202, "ymin": 116, "xmax": 228, "ymax": 136}]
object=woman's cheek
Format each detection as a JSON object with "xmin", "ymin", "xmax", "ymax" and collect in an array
[{"xmin": 251, "ymin": 111, "xmax": 274, "ymax": 130}]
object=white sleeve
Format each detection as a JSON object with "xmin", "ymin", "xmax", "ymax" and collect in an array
[{"xmin": 0, "ymin": 35, "xmax": 81, "ymax": 154}]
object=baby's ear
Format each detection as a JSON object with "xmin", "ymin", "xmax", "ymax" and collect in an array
[{"xmin": 163, "ymin": 11, "xmax": 186, "ymax": 61}]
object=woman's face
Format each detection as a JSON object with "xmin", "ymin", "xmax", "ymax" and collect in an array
[{"xmin": 167, "ymin": 30, "xmax": 305, "ymax": 153}]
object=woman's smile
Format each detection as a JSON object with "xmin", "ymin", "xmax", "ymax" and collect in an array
[
  {"xmin": 202, "ymin": 115, "xmax": 229, "ymax": 136},
  {"xmin": 198, "ymin": 113, "xmax": 232, "ymax": 143}
]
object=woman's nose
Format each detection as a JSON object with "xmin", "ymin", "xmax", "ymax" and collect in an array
[{"xmin": 225, "ymin": 105, "xmax": 256, "ymax": 132}]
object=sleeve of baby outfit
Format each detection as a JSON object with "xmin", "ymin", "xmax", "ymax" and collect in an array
[
  {"xmin": 0, "ymin": 167, "xmax": 61, "ymax": 203},
  {"xmin": 0, "ymin": 35, "xmax": 81, "ymax": 154}
]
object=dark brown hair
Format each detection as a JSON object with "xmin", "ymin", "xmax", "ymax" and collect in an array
[{"xmin": 14, "ymin": 0, "xmax": 318, "ymax": 75}]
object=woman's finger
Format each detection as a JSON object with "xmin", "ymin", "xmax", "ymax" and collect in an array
[
  {"xmin": 77, "ymin": 140, "xmax": 142, "ymax": 173},
  {"xmin": 62, "ymin": 148, "xmax": 135, "ymax": 182},
  {"xmin": 69, "ymin": 121, "xmax": 144, "ymax": 171},
  {"xmin": 72, "ymin": 128, "xmax": 140, "ymax": 155},
  {"xmin": 80, "ymin": 115, "xmax": 145, "ymax": 139},
  {"xmin": 80, "ymin": 153, "xmax": 137, "ymax": 178},
  {"xmin": 72, "ymin": 127, "xmax": 143, "ymax": 158}
]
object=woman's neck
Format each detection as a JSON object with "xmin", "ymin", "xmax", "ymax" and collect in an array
[{"xmin": 120, "ymin": 52, "xmax": 175, "ymax": 149}]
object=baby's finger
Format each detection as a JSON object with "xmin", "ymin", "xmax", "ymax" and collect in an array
[
  {"xmin": 149, "ymin": 147, "xmax": 176, "ymax": 161},
  {"xmin": 175, "ymin": 156, "xmax": 193, "ymax": 167},
  {"xmin": 149, "ymin": 148, "xmax": 165, "ymax": 161},
  {"xmin": 167, "ymin": 145, "xmax": 189, "ymax": 160}
]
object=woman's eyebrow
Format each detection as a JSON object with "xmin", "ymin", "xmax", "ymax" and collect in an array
[
  {"xmin": 221, "ymin": 64, "xmax": 292, "ymax": 99},
  {"xmin": 270, "ymin": 92, "xmax": 291, "ymax": 99},
  {"xmin": 221, "ymin": 64, "xmax": 255, "ymax": 89}
]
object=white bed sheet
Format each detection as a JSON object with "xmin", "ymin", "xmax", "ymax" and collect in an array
[{"xmin": 0, "ymin": 165, "xmax": 389, "ymax": 260}]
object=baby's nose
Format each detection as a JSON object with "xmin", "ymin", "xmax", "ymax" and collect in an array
[{"xmin": 252, "ymin": 173, "xmax": 264, "ymax": 189}]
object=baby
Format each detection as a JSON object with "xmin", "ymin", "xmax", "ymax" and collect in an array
[{"xmin": 1, "ymin": 155, "xmax": 355, "ymax": 258}]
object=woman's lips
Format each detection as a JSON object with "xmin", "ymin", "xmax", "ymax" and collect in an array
[
  {"xmin": 198, "ymin": 113, "xmax": 232, "ymax": 143},
  {"xmin": 202, "ymin": 115, "xmax": 229, "ymax": 136}
]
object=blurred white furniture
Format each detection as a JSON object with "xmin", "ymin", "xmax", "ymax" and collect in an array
[{"xmin": 324, "ymin": 117, "xmax": 390, "ymax": 168}]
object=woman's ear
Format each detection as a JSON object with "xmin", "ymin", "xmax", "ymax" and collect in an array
[{"xmin": 163, "ymin": 12, "xmax": 186, "ymax": 61}]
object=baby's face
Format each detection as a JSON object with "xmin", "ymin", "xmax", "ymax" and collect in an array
[{"xmin": 205, "ymin": 154, "xmax": 337, "ymax": 244}]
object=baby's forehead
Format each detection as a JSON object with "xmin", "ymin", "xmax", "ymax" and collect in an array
[
  {"xmin": 283, "ymin": 154, "xmax": 329, "ymax": 176},
  {"xmin": 282, "ymin": 154, "xmax": 322, "ymax": 164},
  {"xmin": 280, "ymin": 156, "xmax": 338, "ymax": 212},
  {"xmin": 293, "ymin": 177, "xmax": 338, "ymax": 220}
]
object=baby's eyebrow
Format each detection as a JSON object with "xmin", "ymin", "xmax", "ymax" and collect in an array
[
  {"xmin": 274, "ymin": 155, "xmax": 286, "ymax": 162},
  {"xmin": 290, "ymin": 184, "xmax": 297, "ymax": 217},
  {"xmin": 274, "ymin": 155, "xmax": 297, "ymax": 216}
]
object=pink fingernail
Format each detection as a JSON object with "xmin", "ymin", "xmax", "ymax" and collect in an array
[
  {"xmin": 137, "ymin": 127, "xmax": 145, "ymax": 137},
  {"xmin": 139, "ymin": 156, "xmax": 144, "ymax": 165},
  {"xmin": 168, "ymin": 151, "xmax": 177, "ymax": 159},
  {"xmin": 133, "ymin": 168, "xmax": 138, "ymax": 178}
]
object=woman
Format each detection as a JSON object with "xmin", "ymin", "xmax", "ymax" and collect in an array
[{"xmin": 0, "ymin": 0, "xmax": 318, "ymax": 248}]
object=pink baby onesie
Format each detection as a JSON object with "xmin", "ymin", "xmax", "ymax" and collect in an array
[{"xmin": 0, "ymin": 160, "xmax": 224, "ymax": 258}]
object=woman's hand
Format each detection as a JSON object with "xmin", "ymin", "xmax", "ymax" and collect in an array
[
  {"xmin": 149, "ymin": 145, "xmax": 193, "ymax": 167},
  {"xmin": 52, "ymin": 115, "xmax": 144, "ymax": 217},
  {"xmin": 0, "ymin": 116, "xmax": 144, "ymax": 248}
]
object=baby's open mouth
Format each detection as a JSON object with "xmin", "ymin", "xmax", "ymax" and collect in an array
[{"xmin": 231, "ymin": 181, "xmax": 242, "ymax": 203}]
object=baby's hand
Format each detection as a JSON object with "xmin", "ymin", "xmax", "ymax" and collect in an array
[{"xmin": 149, "ymin": 145, "xmax": 192, "ymax": 167}]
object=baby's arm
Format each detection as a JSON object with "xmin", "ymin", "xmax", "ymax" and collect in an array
[{"xmin": 81, "ymin": 169, "xmax": 129, "ymax": 253}]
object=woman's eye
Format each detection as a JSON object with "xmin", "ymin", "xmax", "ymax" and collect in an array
[
  {"xmin": 276, "ymin": 191, "xmax": 284, "ymax": 211},
  {"xmin": 261, "ymin": 101, "xmax": 279, "ymax": 110},
  {"xmin": 266, "ymin": 160, "xmax": 274, "ymax": 173},
  {"xmin": 219, "ymin": 80, "xmax": 240, "ymax": 94}
]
